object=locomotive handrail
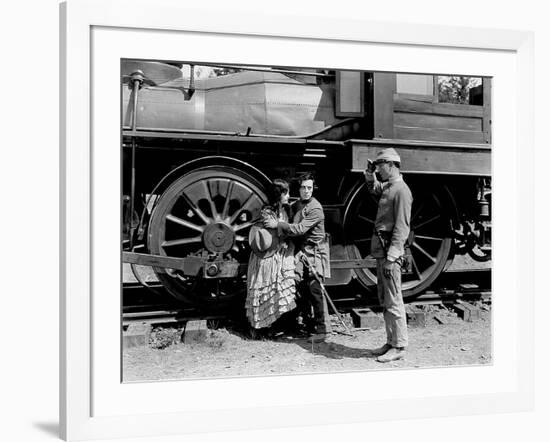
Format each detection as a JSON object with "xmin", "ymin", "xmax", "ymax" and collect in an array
[
  {"xmin": 122, "ymin": 131, "xmax": 347, "ymax": 147},
  {"xmin": 122, "ymin": 130, "xmax": 348, "ymax": 147},
  {"xmin": 122, "ymin": 129, "xmax": 307, "ymax": 143},
  {"xmin": 122, "ymin": 117, "xmax": 358, "ymax": 141}
]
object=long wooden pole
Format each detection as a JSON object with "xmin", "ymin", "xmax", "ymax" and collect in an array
[{"xmin": 300, "ymin": 255, "xmax": 354, "ymax": 336}]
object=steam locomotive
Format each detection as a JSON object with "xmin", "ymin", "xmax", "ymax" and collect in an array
[{"xmin": 122, "ymin": 60, "xmax": 491, "ymax": 308}]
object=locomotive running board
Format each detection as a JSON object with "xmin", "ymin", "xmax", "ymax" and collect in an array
[{"xmin": 123, "ymin": 251, "xmax": 377, "ymax": 273}]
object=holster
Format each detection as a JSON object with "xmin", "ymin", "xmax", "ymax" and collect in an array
[
  {"xmin": 376, "ymin": 230, "xmax": 412, "ymax": 274},
  {"xmin": 398, "ymin": 246, "xmax": 413, "ymax": 275}
]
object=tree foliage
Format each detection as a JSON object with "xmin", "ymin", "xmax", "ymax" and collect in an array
[
  {"xmin": 438, "ymin": 76, "xmax": 482, "ymax": 105},
  {"xmin": 208, "ymin": 67, "xmax": 241, "ymax": 78}
]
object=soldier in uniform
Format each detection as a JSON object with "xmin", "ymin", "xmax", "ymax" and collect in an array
[
  {"xmin": 264, "ymin": 173, "xmax": 332, "ymax": 342},
  {"xmin": 364, "ymin": 148, "xmax": 413, "ymax": 362}
]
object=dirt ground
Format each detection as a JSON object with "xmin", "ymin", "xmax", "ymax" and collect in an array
[{"xmin": 123, "ymin": 306, "xmax": 491, "ymax": 382}]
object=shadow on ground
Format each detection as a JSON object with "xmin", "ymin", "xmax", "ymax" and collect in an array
[{"xmin": 276, "ymin": 334, "xmax": 379, "ymax": 360}]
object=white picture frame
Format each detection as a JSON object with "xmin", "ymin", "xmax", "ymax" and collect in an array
[{"xmin": 60, "ymin": 0, "xmax": 534, "ymax": 440}]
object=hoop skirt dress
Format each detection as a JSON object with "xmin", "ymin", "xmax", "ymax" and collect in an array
[{"xmin": 245, "ymin": 208, "xmax": 297, "ymax": 329}]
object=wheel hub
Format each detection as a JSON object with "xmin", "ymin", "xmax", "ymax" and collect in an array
[{"xmin": 202, "ymin": 222, "xmax": 235, "ymax": 253}]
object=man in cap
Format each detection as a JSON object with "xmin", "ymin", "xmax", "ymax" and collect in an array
[
  {"xmin": 364, "ymin": 147, "xmax": 413, "ymax": 362},
  {"xmin": 264, "ymin": 172, "xmax": 331, "ymax": 342}
]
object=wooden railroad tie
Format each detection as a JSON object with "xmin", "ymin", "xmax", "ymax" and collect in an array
[
  {"xmin": 433, "ymin": 312, "xmax": 448, "ymax": 324},
  {"xmin": 451, "ymin": 300, "xmax": 481, "ymax": 322},
  {"xmin": 405, "ymin": 305, "xmax": 433, "ymax": 328},
  {"xmin": 183, "ymin": 320, "xmax": 208, "ymax": 344},
  {"xmin": 351, "ymin": 308, "xmax": 384, "ymax": 329},
  {"xmin": 123, "ymin": 322, "xmax": 152, "ymax": 349}
]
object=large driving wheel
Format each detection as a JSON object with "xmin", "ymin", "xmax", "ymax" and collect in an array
[
  {"xmin": 343, "ymin": 182, "xmax": 454, "ymax": 298},
  {"xmin": 148, "ymin": 164, "xmax": 268, "ymax": 306}
]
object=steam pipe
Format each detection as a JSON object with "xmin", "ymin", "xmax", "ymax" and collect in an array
[{"xmin": 129, "ymin": 72, "xmax": 144, "ymax": 246}]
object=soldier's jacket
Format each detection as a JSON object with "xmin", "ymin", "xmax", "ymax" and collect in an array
[
  {"xmin": 278, "ymin": 197, "xmax": 331, "ymax": 279},
  {"xmin": 365, "ymin": 174, "xmax": 413, "ymax": 261}
]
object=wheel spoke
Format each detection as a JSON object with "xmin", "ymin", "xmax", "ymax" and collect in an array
[
  {"xmin": 162, "ymin": 236, "xmax": 203, "ymax": 247},
  {"xmin": 412, "ymin": 242, "xmax": 437, "ymax": 263},
  {"xmin": 358, "ymin": 214, "xmax": 375, "ymax": 224},
  {"xmin": 413, "ymin": 214, "xmax": 441, "ymax": 231},
  {"xmin": 411, "ymin": 255, "xmax": 423, "ymax": 280},
  {"xmin": 203, "ymin": 180, "xmax": 219, "ymax": 221},
  {"xmin": 415, "ymin": 234, "xmax": 444, "ymax": 241},
  {"xmin": 233, "ymin": 220, "xmax": 255, "ymax": 232},
  {"xmin": 227, "ymin": 192, "xmax": 256, "ymax": 225},
  {"xmin": 221, "ymin": 181, "xmax": 235, "ymax": 219},
  {"xmin": 166, "ymin": 214, "xmax": 204, "ymax": 233},
  {"xmin": 411, "ymin": 201, "xmax": 425, "ymax": 223},
  {"xmin": 180, "ymin": 192, "xmax": 212, "ymax": 225}
]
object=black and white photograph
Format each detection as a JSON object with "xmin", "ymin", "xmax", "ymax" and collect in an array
[
  {"xmin": 121, "ymin": 60, "xmax": 492, "ymax": 381},
  {"xmin": 6, "ymin": 0, "xmax": 548, "ymax": 440}
]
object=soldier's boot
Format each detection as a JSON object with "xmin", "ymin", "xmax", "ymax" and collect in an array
[
  {"xmin": 376, "ymin": 347, "xmax": 405, "ymax": 363},
  {"xmin": 369, "ymin": 343, "xmax": 392, "ymax": 357}
]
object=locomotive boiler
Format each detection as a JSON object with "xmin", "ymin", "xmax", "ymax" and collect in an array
[{"xmin": 122, "ymin": 60, "xmax": 491, "ymax": 308}]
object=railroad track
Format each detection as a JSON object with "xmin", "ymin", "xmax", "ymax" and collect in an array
[{"xmin": 123, "ymin": 268, "xmax": 491, "ymax": 326}]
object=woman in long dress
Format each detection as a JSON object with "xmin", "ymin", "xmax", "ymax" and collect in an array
[{"xmin": 245, "ymin": 179, "xmax": 297, "ymax": 334}]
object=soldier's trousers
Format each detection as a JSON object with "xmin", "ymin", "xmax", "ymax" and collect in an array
[
  {"xmin": 298, "ymin": 270, "xmax": 332, "ymax": 334},
  {"xmin": 376, "ymin": 259, "xmax": 408, "ymax": 348}
]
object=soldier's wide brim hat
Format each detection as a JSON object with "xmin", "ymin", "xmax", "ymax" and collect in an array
[
  {"xmin": 248, "ymin": 225, "xmax": 279, "ymax": 259},
  {"xmin": 375, "ymin": 147, "xmax": 401, "ymax": 163}
]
